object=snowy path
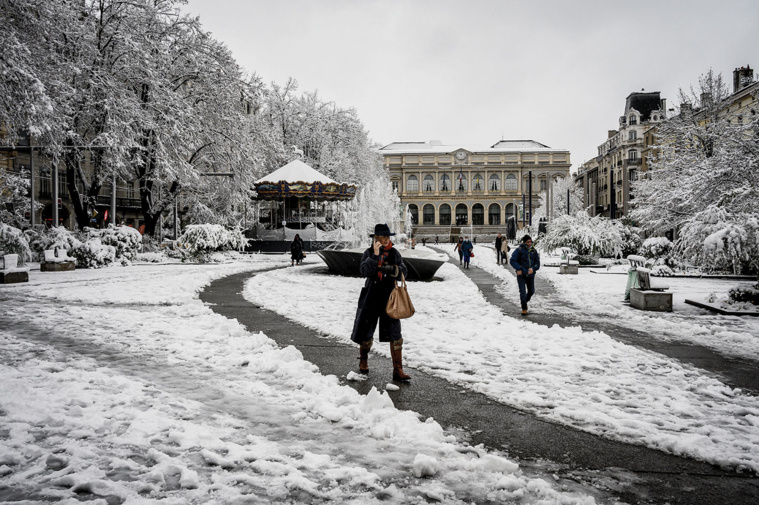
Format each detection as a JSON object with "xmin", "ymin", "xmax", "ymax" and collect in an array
[{"xmin": 0, "ymin": 259, "xmax": 610, "ymax": 504}]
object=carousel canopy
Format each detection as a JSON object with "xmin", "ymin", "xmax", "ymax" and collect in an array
[{"xmin": 254, "ymin": 159, "xmax": 356, "ymax": 201}]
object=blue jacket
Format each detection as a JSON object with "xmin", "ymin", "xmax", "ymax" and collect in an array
[
  {"xmin": 510, "ymin": 243, "xmax": 540, "ymax": 276},
  {"xmin": 461, "ymin": 240, "xmax": 473, "ymax": 257}
]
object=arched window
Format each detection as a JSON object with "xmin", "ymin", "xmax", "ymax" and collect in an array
[
  {"xmin": 488, "ymin": 203, "xmax": 501, "ymax": 225},
  {"xmin": 504, "ymin": 203, "xmax": 517, "ymax": 221},
  {"xmin": 489, "ymin": 174, "xmax": 501, "ymax": 191},
  {"xmin": 472, "ymin": 173, "xmax": 484, "ymax": 191},
  {"xmin": 455, "ymin": 204, "xmax": 468, "ymax": 225},
  {"xmin": 439, "ymin": 204, "xmax": 451, "ymax": 225},
  {"xmin": 472, "ymin": 204, "xmax": 485, "ymax": 225},
  {"xmin": 505, "ymin": 174, "xmax": 517, "ymax": 191},
  {"xmin": 408, "ymin": 204, "xmax": 418, "ymax": 224},
  {"xmin": 455, "ymin": 172, "xmax": 468, "ymax": 192},
  {"xmin": 629, "ymin": 114, "xmax": 637, "ymax": 125},
  {"xmin": 439, "ymin": 173, "xmax": 451, "ymax": 192},
  {"xmin": 407, "ymin": 175, "xmax": 418, "ymax": 193},
  {"xmin": 423, "ymin": 174, "xmax": 435, "ymax": 192},
  {"xmin": 423, "ymin": 204, "xmax": 435, "ymax": 224}
]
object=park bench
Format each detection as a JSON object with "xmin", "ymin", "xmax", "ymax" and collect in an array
[
  {"xmin": 41, "ymin": 248, "xmax": 76, "ymax": 272},
  {"xmin": 558, "ymin": 247, "xmax": 579, "ymax": 275},
  {"xmin": 629, "ymin": 265, "xmax": 673, "ymax": 312},
  {"xmin": 0, "ymin": 253, "xmax": 30, "ymax": 284}
]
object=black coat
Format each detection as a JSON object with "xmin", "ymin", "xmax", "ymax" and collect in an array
[
  {"xmin": 290, "ymin": 238, "xmax": 304, "ymax": 260},
  {"xmin": 350, "ymin": 246, "xmax": 408, "ymax": 343}
]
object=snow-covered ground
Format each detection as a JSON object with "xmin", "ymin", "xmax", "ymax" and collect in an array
[
  {"xmin": 244, "ymin": 246, "xmax": 759, "ymax": 476},
  {"xmin": 1, "ymin": 255, "xmax": 606, "ymax": 504}
]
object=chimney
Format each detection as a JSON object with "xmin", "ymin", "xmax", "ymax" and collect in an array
[
  {"xmin": 608, "ymin": 130, "xmax": 618, "ymax": 139},
  {"xmin": 734, "ymin": 65, "xmax": 754, "ymax": 93}
]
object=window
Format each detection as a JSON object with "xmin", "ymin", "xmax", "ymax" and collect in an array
[
  {"xmin": 407, "ymin": 175, "xmax": 418, "ymax": 193},
  {"xmin": 439, "ymin": 173, "xmax": 451, "ymax": 192},
  {"xmin": 439, "ymin": 204, "xmax": 451, "ymax": 225},
  {"xmin": 629, "ymin": 150, "xmax": 638, "ymax": 161},
  {"xmin": 391, "ymin": 180, "xmax": 399, "ymax": 192},
  {"xmin": 455, "ymin": 204, "xmax": 468, "ymax": 225},
  {"xmin": 472, "ymin": 204, "xmax": 484, "ymax": 225},
  {"xmin": 629, "ymin": 115, "xmax": 637, "ymax": 125},
  {"xmin": 455, "ymin": 172, "xmax": 467, "ymax": 192},
  {"xmin": 504, "ymin": 174, "xmax": 517, "ymax": 191},
  {"xmin": 629, "ymin": 130, "xmax": 637, "ymax": 141},
  {"xmin": 423, "ymin": 204, "xmax": 435, "ymax": 224},
  {"xmin": 407, "ymin": 204, "xmax": 418, "ymax": 224},
  {"xmin": 504, "ymin": 203, "xmax": 517, "ymax": 221},
  {"xmin": 488, "ymin": 203, "xmax": 500, "ymax": 225},
  {"xmin": 423, "ymin": 174, "xmax": 435, "ymax": 192},
  {"xmin": 472, "ymin": 173, "xmax": 484, "ymax": 191},
  {"xmin": 540, "ymin": 179, "xmax": 547, "ymax": 191},
  {"xmin": 489, "ymin": 173, "xmax": 500, "ymax": 191}
]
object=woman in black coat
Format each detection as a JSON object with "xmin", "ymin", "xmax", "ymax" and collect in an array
[
  {"xmin": 350, "ymin": 223, "xmax": 411, "ymax": 381},
  {"xmin": 290, "ymin": 234, "xmax": 304, "ymax": 266}
]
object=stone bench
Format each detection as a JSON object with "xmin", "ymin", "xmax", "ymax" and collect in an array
[
  {"xmin": 41, "ymin": 248, "xmax": 76, "ymax": 272},
  {"xmin": 629, "ymin": 267, "xmax": 672, "ymax": 312},
  {"xmin": 0, "ymin": 253, "xmax": 30, "ymax": 284},
  {"xmin": 558, "ymin": 248, "xmax": 579, "ymax": 274}
]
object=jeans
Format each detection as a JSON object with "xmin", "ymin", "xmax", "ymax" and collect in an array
[{"xmin": 516, "ymin": 274, "xmax": 535, "ymax": 310}]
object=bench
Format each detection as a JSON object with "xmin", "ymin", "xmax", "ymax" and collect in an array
[
  {"xmin": 558, "ymin": 248, "xmax": 579, "ymax": 274},
  {"xmin": 40, "ymin": 248, "xmax": 76, "ymax": 272},
  {"xmin": 629, "ymin": 266, "xmax": 672, "ymax": 312},
  {"xmin": 0, "ymin": 253, "xmax": 30, "ymax": 284}
]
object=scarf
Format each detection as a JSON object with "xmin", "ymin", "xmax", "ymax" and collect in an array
[{"xmin": 377, "ymin": 241, "xmax": 393, "ymax": 280}]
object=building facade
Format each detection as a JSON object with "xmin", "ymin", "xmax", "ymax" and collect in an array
[
  {"xmin": 380, "ymin": 140, "xmax": 571, "ymax": 239},
  {"xmin": 574, "ymin": 92, "xmax": 667, "ymax": 218}
]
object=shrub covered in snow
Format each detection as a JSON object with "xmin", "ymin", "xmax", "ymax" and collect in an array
[
  {"xmin": 0, "ymin": 223, "xmax": 33, "ymax": 264},
  {"xmin": 617, "ymin": 219, "xmax": 643, "ymax": 258},
  {"xmin": 134, "ymin": 252, "xmax": 166, "ymax": 263},
  {"xmin": 98, "ymin": 225, "xmax": 142, "ymax": 260},
  {"xmin": 24, "ymin": 226, "xmax": 82, "ymax": 261},
  {"xmin": 729, "ymin": 283, "xmax": 759, "ymax": 305},
  {"xmin": 639, "ymin": 237, "xmax": 673, "ymax": 261},
  {"xmin": 71, "ymin": 238, "xmax": 117, "ymax": 268},
  {"xmin": 540, "ymin": 212, "xmax": 622, "ymax": 258},
  {"xmin": 178, "ymin": 224, "xmax": 249, "ymax": 262}
]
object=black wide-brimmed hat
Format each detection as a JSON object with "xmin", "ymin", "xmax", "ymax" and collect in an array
[{"xmin": 369, "ymin": 223, "xmax": 395, "ymax": 237}]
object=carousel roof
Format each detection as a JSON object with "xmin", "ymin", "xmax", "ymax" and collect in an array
[
  {"xmin": 255, "ymin": 159, "xmax": 337, "ymax": 185},
  {"xmin": 254, "ymin": 159, "xmax": 356, "ymax": 201}
]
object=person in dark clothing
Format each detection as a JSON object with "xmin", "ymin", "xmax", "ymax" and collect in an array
[
  {"xmin": 495, "ymin": 234, "xmax": 503, "ymax": 264},
  {"xmin": 290, "ymin": 234, "xmax": 304, "ymax": 266},
  {"xmin": 453, "ymin": 237, "xmax": 464, "ymax": 264},
  {"xmin": 461, "ymin": 237, "xmax": 474, "ymax": 269},
  {"xmin": 350, "ymin": 224, "xmax": 411, "ymax": 382},
  {"xmin": 510, "ymin": 234, "xmax": 540, "ymax": 315}
]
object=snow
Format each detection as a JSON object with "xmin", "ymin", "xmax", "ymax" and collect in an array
[
  {"xmin": 1, "ymin": 254, "xmax": 603, "ymax": 504},
  {"xmin": 243, "ymin": 246, "xmax": 759, "ymax": 475},
  {"xmin": 254, "ymin": 158, "xmax": 338, "ymax": 184}
]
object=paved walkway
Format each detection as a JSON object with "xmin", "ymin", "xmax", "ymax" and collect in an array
[
  {"xmin": 201, "ymin": 268, "xmax": 759, "ymax": 505},
  {"xmin": 455, "ymin": 255, "xmax": 759, "ymax": 394}
]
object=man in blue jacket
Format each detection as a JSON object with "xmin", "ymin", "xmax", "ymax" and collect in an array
[{"xmin": 510, "ymin": 234, "xmax": 540, "ymax": 315}]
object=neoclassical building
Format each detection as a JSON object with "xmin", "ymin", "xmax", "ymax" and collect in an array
[{"xmin": 380, "ymin": 140, "xmax": 571, "ymax": 239}]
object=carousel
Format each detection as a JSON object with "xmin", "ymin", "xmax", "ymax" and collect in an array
[{"xmin": 253, "ymin": 159, "xmax": 356, "ymax": 244}]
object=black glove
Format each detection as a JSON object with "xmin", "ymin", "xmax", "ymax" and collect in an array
[{"xmin": 379, "ymin": 264, "xmax": 399, "ymax": 278}]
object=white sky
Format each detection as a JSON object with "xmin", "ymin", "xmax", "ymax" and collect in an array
[{"xmin": 182, "ymin": 0, "xmax": 759, "ymax": 170}]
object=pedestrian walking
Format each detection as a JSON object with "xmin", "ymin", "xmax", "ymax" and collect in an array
[
  {"xmin": 290, "ymin": 234, "xmax": 304, "ymax": 266},
  {"xmin": 461, "ymin": 236, "xmax": 474, "ymax": 269},
  {"xmin": 510, "ymin": 234, "xmax": 540, "ymax": 315},
  {"xmin": 435, "ymin": 235, "xmax": 439, "ymax": 245},
  {"xmin": 494, "ymin": 233, "xmax": 503, "ymax": 264},
  {"xmin": 453, "ymin": 237, "xmax": 464, "ymax": 265},
  {"xmin": 350, "ymin": 223, "xmax": 411, "ymax": 382},
  {"xmin": 500, "ymin": 237, "xmax": 510, "ymax": 265}
]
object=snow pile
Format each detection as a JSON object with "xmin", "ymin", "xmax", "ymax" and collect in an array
[
  {"xmin": 178, "ymin": 224, "xmax": 249, "ymax": 261},
  {"xmin": 0, "ymin": 222, "xmax": 33, "ymax": 264},
  {"xmin": 0, "ymin": 256, "xmax": 600, "ymax": 504},
  {"xmin": 98, "ymin": 224, "xmax": 143, "ymax": 261}
]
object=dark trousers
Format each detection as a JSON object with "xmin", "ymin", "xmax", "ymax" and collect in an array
[{"xmin": 516, "ymin": 274, "xmax": 535, "ymax": 310}]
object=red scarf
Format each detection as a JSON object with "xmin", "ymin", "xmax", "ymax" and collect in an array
[{"xmin": 377, "ymin": 241, "xmax": 393, "ymax": 280}]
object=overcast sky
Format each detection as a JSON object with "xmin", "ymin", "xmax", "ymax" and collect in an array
[{"xmin": 183, "ymin": 0, "xmax": 759, "ymax": 170}]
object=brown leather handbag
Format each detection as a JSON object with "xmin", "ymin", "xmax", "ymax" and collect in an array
[{"xmin": 386, "ymin": 273, "xmax": 415, "ymax": 319}]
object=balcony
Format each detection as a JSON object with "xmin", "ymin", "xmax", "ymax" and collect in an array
[
  {"xmin": 625, "ymin": 158, "xmax": 642, "ymax": 166},
  {"xmin": 96, "ymin": 195, "xmax": 141, "ymax": 209}
]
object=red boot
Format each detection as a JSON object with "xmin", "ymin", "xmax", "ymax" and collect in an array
[{"xmin": 390, "ymin": 339, "xmax": 411, "ymax": 382}]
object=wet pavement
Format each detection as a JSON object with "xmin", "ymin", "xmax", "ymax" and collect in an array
[{"xmin": 201, "ymin": 268, "xmax": 759, "ymax": 505}]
